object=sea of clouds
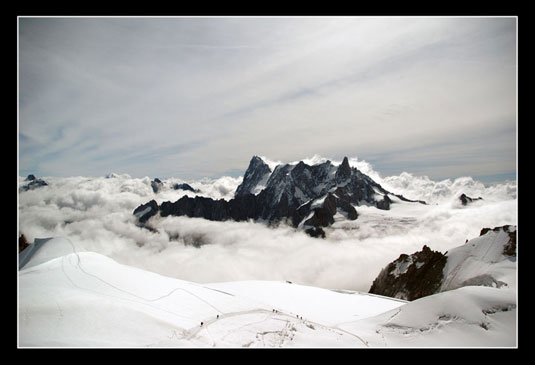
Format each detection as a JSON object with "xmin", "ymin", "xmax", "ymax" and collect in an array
[{"xmin": 18, "ymin": 157, "xmax": 517, "ymax": 292}]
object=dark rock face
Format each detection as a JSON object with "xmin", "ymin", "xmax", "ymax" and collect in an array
[
  {"xmin": 503, "ymin": 231, "xmax": 517, "ymax": 257},
  {"xmin": 151, "ymin": 178, "xmax": 163, "ymax": 193},
  {"xmin": 19, "ymin": 234, "xmax": 30, "ymax": 253},
  {"xmin": 368, "ymin": 225, "xmax": 517, "ymax": 301},
  {"xmin": 335, "ymin": 156, "xmax": 352, "ymax": 183},
  {"xmin": 396, "ymin": 194, "xmax": 427, "ymax": 205},
  {"xmin": 376, "ymin": 194, "xmax": 392, "ymax": 210},
  {"xmin": 304, "ymin": 206, "xmax": 335, "ymax": 228},
  {"xmin": 235, "ymin": 156, "xmax": 272, "ymax": 196},
  {"xmin": 305, "ymin": 227, "xmax": 326, "ymax": 238},
  {"xmin": 303, "ymin": 195, "xmax": 337, "ymax": 229},
  {"xmin": 173, "ymin": 183, "xmax": 197, "ymax": 193},
  {"xmin": 134, "ymin": 156, "xmax": 425, "ymax": 237},
  {"xmin": 158, "ymin": 193, "xmax": 259, "ymax": 223},
  {"xmin": 369, "ymin": 245, "xmax": 447, "ymax": 301},
  {"xmin": 20, "ymin": 175, "xmax": 48, "ymax": 191},
  {"xmin": 302, "ymin": 193, "xmax": 357, "ymax": 233},
  {"xmin": 235, "ymin": 156, "xmax": 377, "ymax": 235},
  {"xmin": 459, "ymin": 193, "xmax": 483, "ymax": 206},
  {"xmin": 133, "ymin": 200, "xmax": 159, "ymax": 223},
  {"xmin": 240, "ymin": 156, "xmax": 394, "ymax": 222},
  {"xmin": 480, "ymin": 225, "xmax": 516, "ymax": 257}
]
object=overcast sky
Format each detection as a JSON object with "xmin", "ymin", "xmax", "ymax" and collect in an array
[{"xmin": 18, "ymin": 16, "xmax": 517, "ymax": 183}]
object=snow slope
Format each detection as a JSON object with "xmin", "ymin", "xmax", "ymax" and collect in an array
[
  {"xmin": 18, "ymin": 238, "xmax": 403, "ymax": 347},
  {"xmin": 18, "ymin": 237, "xmax": 516, "ymax": 347},
  {"xmin": 441, "ymin": 226, "xmax": 516, "ymax": 291},
  {"xmin": 344, "ymin": 286, "xmax": 516, "ymax": 347}
]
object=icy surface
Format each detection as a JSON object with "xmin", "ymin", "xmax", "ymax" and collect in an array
[
  {"xmin": 344, "ymin": 286, "xmax": 516, "ymax": 347},
  {"xmin": 441, "ymin": 228, "xmax": 516, "ymax": 291},
  {"xmin": 390, "ymin": 256, "xmax": 414, "ymax": 278},
  {"xmin": 18, "ymin": 238, "xmax": 516, "ymax": 347},
  {"xmin": 18, "ymin": 243, "xmax": 404, "ymax": 347},
  {"xmin": 19, "ymin": 237, "xmax": 74, "ymax": 270}
]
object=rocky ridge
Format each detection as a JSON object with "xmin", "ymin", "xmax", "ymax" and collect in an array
[
  {"xmin": 20, "ymin": 174, "xmax": 48, "ymax": 192},
  {"xmin": 133, "ymin": 156, "xmax": 426, "ymax": 237},
  {"xmin": 459, "ymin": 193, "xmax": 483, "ymax": 206},
  {"xmin": 369, "ymin": 246, "xmax": 447, "ymax": 301}
]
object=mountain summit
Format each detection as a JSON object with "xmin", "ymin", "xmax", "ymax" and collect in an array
[
  {"xmin": 235, "ymin": 156, "xmax": 272, "ymax": 196},
  {"xmin": 133, "ymin": 156, "xmax": 426, "ymax": 237}
]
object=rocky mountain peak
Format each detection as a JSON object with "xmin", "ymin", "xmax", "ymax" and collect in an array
[
  {"xmin": 134, "ymin": 155, "xmax": 426, "ymax": 238},
  {"xmin": 151, "ymin": 178, "xmax": 163, "ymax": 193},
  {"xmin": 335, "ymin": 156, "xmax": 352, "ymax": 183},
  {"xmin": 459, "ymin": 193, "xmax": 483, "ymax": 205},
  {"xmin": 369, "ymin": 245, "xmax": 447, "ymax": 301},
  {"xmin": 235, "ymin": 156, "xmax": 272, "ymax": 196},
  {"xmin": 20, "ymin": 174, "xmax": 48, "ymax": 192}
]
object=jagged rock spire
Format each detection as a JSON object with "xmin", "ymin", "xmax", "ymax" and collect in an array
[
  {"xmin": 235, "ymin": 156, "xmax": 272, "ymax": 196},
  {"xmin": 335, "ymin": 157, "xmax": 352, "ymax": 183}
]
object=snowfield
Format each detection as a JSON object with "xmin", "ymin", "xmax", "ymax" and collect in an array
[
  {"xmin": 18, "ymin": 236, "xmax": 516, "ymax": 348},
  {"xmin": 18, "ymin": 238, "xmax": 402, "ymax": 347}
]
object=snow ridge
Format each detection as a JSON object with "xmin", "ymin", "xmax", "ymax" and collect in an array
[{"xmin": 19, "ymin": 235, "xmax": 517, "ymax": 347}]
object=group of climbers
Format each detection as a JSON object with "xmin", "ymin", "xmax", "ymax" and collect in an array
[{"xmin": 200, "ymin": 310, "xmax": 305, "ymax": 327}]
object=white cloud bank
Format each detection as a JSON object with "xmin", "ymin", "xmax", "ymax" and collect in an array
[{"xmin": 18, "ymin": 158, "xmax": 517, "ymax": 292}]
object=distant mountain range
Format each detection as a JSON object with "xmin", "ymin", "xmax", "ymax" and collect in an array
[{"xmin": 133, "ymin": 155, "xmax": 426, "ymax": 237}]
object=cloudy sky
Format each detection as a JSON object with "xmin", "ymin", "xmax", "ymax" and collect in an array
[{"xmin": 18, "ymin": 16, "xmax": 517, "ymax": 183}]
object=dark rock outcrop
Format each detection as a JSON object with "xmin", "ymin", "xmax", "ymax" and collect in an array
[
  {"xmin": 376, "ymin": 194, "xmax": 392, "ymax": 210},
  {"xmin": 459, "ymin": 193, "xmax": 483, "ymax": 206},
  {"xmin": 20, "ymin": 175, "xmax": 48, "ymax": 191},
  {"xmin": 133, "ymin": 199, "xmax": 159, "ymax": 223},
  {"xmin": 173, "ymin": 183, "xmax": 197, "ymax": 193},
  {"xmin": 480, "ymin": 225, "xmax": 516, "ymax": 257},
  {"xmin": 305, "ymin": 227, "xmax": 326, "ymax": 238},
  {"xmin": 19, "ymin": 234, "xmax": 30, "ymax": 253},
  {"xmin": 396, "ymin": 194, "xmax": 427, "ymax": 205},
  {"xmin": 157, "ymin": 193, "xmax": 260, "ymax": 223},
  {"xmin": 151, "ymin": 178, "xmax": 163, "ymax": 193},
  {"xmin": 335, "ymin": 156, "xmax": 352, "ymax": 183},
  {"xmin": 235, "ymin": 156, "xmax": 272, "ymax": 196},
  {"xmin": 369, "ymin": 225, "xmax": 517, "ymax": 301},
  {"xmin": 369, "ymin": 245, "xmax": 447, "ymax": 301},
  {"xmin": 302, "ymin": 193, "xmax": 358, "ymax": 233}
]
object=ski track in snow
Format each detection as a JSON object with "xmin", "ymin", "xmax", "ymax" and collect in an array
[
  {"xmin": 184, "ymin": 308, "xmax": 370, "ymax": 347},
  {"xmin": 19, "ymin": 235, "xmax": 517, "ymax": 347},
  {"xmin": 55, "ymin": 240, "xmax": 235, "ymax": 327},
  {"xmin": 53, "ymin": 241, "xmax": 371, "ymax": 347}
]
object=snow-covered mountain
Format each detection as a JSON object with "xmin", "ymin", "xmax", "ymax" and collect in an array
[
  {"xmin": 133, "ymin": 155, "xmax": 426, "ymax": 237},
  {"xmin": 18, "ymin": 235, "xmax": 516, "ymax": 347},
  {"xmin": 369, "ymin": 225, "xmax": 517, "ymax": 301}
]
